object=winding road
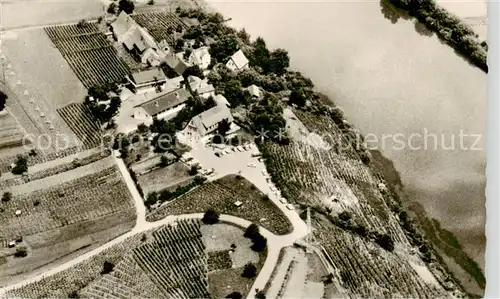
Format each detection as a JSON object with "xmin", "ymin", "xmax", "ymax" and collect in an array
[{"xmin": 0, "ymin": 149, "xmax": 309, "ymax": 299}]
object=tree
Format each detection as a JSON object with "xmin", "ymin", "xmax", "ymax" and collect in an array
[
  {"xmin": 118, "ymin": 0, "xmax": 135, "ymax": 14},
  {"xmin": 107, "ymin": 2, "xmax": 117, "ymax": 14},
  {"xmin": 224, "ymin": 80, "xmax": 244, "ymax": 105},
  {"xmin": 225, "ymin": 292, "xmax": 243, "ymax": 299},
  {"xmin": 160, "ymin": 155, "xmax": 170, "ymax": 166},
  {"xmin": 289, "ymin": 89, "xmax": 306, "ymax": 107},
  {"xmin": 255, "ymin": 290, "xmax": 266, "ymax": 299},
  {"xmin": 202, "ymin": 209, "xmax": 219, "ymax": 224},
  {"xmin": 251, "ymin": 234, "xmax": 267, "ymax": 252},
  {"xmin": 174, "ymin": 38, "xmax": 185, "ymax": 52},
  {"xmin": 183, "ymin": 65, "xmax": 204, "ymax": 80},
  {"xmin": 2, "ymin": 192, "xmax": 12, "ymax": 202},
  {"xmin": 244, "ymin": 223, "xmax": 260, "ymax": 240},
  {"xmin": 338, "ymin": 211, "xmax": 352, "ymax": 222},
  {"xmin": 375, "ymin": 233, "xmax": 395, "ymax": 252},
  {"xmin": 101, "ymin": 261, "xmax": 115, "ymax": 275},
  {"xmin": 217, "ymin": 118, "xmax": 231, "ymax": 136},
  {"xmin": 189, "ymin": 165, "xmax": 198, "ymax": 175},
  {"xmin": 268, "ymin": 49, "xmax": 289, "ymax": 75},
  {"xmin": 14, "ymin": 246, "xmax": 27, "ymax": 258},
  {"xmin": 148, "ymin": 0, "xmax": 155, "ymax": 5},
  {"xmin": 12, "ymin": 155, "xmax": 28, "ymax": 175},
  {"xmin": 251, "ymin": 37, "xmax": 270, "ymax": 69},
  {"xmin": 137, "ymin": 123, "xmax": 148, "ymax": 134},
  {"xmin": 241, "ymin": 262, "xmax": 257, "ymax": 278},
  {"xmin": 77, "ymin": 19, "xmax": 87, "ymax": 28},
  {"xmin": 0, "ymin": 91, "xmax": 7, "ymax": 111}
]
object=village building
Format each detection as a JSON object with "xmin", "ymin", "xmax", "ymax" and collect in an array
[
  {"xmin": 128, "ymin": 68, "xmax": 167, "ymax": 94},
  {"xmin": 214, "ymin": 94, "xmax": 230, "ymax": 107},
  {"xmin": 164, "ymin": 52, "xmax": 190, "ymax": 76},
  {"xmin": 111, "ymin": 12, "xmax": 170, "ymax": 67},
  {"xmin": 226, "ymin": 49, "xmax": 249, "ymax": 72},
  {"xmin": 188, "ymin": 46, "xmax": 211, "ymax": 70},
  {"xmin": 187, "ymin": 76, "xmax": 215, "ymax": 99},
  {"xmin": 248, "ymin": 84, "xmax": 261, "ymax": 98},
  {"xmin": 132, "ymin": 88, "xmax": 191, "ymax": 123},
  {"xmin": 187, "ymin": 101, "xmax": 233, "ymax": 136}
]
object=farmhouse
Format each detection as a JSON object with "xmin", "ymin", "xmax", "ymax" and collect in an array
[
  {"xmin": 164, "ymin": 52, "xmax": 190, "ymax": 76},
  {"xmin": 188, "ymin": 46, "xmax": 211, "ymax": 70},
  {"xmin": 111, "ymin": 11, "xmax": 170, "ymax": 67},
  {"xmin": 187, "ymin": 101, "xmax": 233, "ymax": 136},
  {"xmin": 188, "ymin": 76, "xmax": 215, "ymax": 99},
  {"xmin": 133, "ymin": 88, "xmax": 190, "ymax": 123},
  {"xmin": 226, "ymin": 49, "xmax": 249, "ymax": 72},
  {"xmin": 128, "ymin": 68, "xmax": 167, "ymax": 93}
]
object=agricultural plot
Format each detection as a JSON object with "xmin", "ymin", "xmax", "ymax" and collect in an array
[
  {"xmin": 131, "ymin": 12, "xmax": 188, "ymax": 43},
  {"xmin": 45, "ymin": 23, "xmax": 131, "ymax": 89},
  {"xmin": 257, "ymin": 108, "xmax": 461, "ymax": 297},
  {"xmin": 7, "ymin": 220, "xmax": 260, "ymax": 299},
  {"xmin": 0, "ymin": 110, "xmax": 25, "ymax": 150},
  {"xmin": 57, "ymin": 103, "xmax": 103, "ymax": 150},
  {"xmin": 146, "ymin": 175, "xmax": 293, "ymax": 235},
  {"xmin": 137, "ymin": 162, "xmax": 193, "ymax": 195},
  {"xmin": 0, "ymin": 159, "xmax": 135, "ymax": 284}
]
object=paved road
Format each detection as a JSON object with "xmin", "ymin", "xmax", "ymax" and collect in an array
[{"xmin": 0, "ymin": 148, "xmax": 309, "ymax": 299}]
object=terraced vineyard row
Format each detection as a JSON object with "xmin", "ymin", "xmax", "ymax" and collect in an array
[
  {"xmin": 57, "ymin": 102, "xmax": 102, "ymax": 150},
  {"xmin": 0, "ymin": 146, "xmax": 81, "ymax": 173},
  {"xmin": 0, "ymin": 165, "xmax": 133, "ymax": 241},
  {"xmin": 6, "ymin": 233, "xmax": 146, "ymax": 299},
  {"xmin": 0, "ymin": 149, "xmax": 111, "ymax": 189},
  {"xmin": 45, "ymin": 24, "xmax": 130, "ymax": 88},
  {"xmin": 131, "ymin": 12, "xmax": 187, "ymax": 43},
  {"xmin": 315, "ymin": 220, "xmax": 448, "ymax": 298},
  {"xmin": 133, "ymin": 219, "xmax": 209, "ymax": 298}
]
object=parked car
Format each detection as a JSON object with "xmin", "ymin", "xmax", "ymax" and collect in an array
[
  {"xmin": 224, "ymin": 149, "xmax": 232, "ymax": 154},
  {"xmin": 279, "ymin": 198, "xmax": 287, "ymax": 204},
  {"xmin": 215, "ymin": 152, "xmax": 221, "ymax": 157},
  {"xmin": 286, "ymin": 204, "xmax": 294, "ymax": 210},
  {"xmin": 237, "ymin": 146, "xmax": 244, "ymax": 152},
  {"xmin": 247, "ymin": 163, "xmax": 256, "ymax": 168}
]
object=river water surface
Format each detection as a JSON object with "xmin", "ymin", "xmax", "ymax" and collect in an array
[{"xmin": 207, "ymin": 0, "xmax": 487, "ymax": 285}]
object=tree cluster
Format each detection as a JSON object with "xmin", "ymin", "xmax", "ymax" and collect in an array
[
  {"xmin": 249, "ymin": 38, "xmax": 290, "ymax": 75},
  {"xmin": 244, "ymin": 223, "xmax": 267, "ymax": 252},
  {"xmin": 145, "ymin": 176, "xmax": 206, "ymax": 208},
  {"xmin": 249, "ymin": 95, "xmax": 288, "ymax": 144},
  {"xmin": 12, "ymin": 155, "xmax": 28, "ymax": 175},
  {"xmin": 118, "ymin": 0, "xmax": 134, "ymax": 14},
  {"xmin": 209, "ymin": 36, "xmax": 239, "ymax": 63},
  {"xmin": 202, "ymin": 209, "xmax": 220, "ymax": 224},
  {"xmin": 85, "ymin": 84, "xmax": 121, "ymax": 123}
]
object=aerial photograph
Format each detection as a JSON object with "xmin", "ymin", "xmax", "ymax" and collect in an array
[{"xmin": 0, "ymin": 0, "xmax": 487, "ymax": 298}]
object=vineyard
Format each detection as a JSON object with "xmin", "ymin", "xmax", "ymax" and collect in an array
[
  {"xmin": 45, "ymin": 23, "xmax": 130, "ymax": 88},
  {"xmin": 0, "ymin": 149, "xmax": 111, "ymax": 189},
  {"xmin": 133, "ymin": 220, "xmax": 210, "ymax": 298},
  {"xmin": 57, "ymin": 102, "xmax": 103, "ymax": 150},
  {"xmin": 146, "ymin": 175, "xmax": 293, "ymax": 235},
  {"xmin": 257, "ymin": 108, "xmax": 464, "ymax": 297},
  {"xmin": 314, "ymin": 219, "xmax": 447, "ymax": 298},
  {"xmin": 0, "ymin": 165, "xmax": 133, "ymax": 242},
  {"xmin": 131, "ymin": 12, "xmax": 188, "ymax": 43}
]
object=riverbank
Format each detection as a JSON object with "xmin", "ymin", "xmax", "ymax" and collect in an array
[{"xmin": 383, "ymin": 0, "xmax": 488, "ymax": 73}]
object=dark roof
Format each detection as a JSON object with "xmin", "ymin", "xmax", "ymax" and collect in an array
[
  {"xmin": 138, "ymin": 88, "xmax": 190, "ymax": 116},
  {"xmin": 164, "ymin": 53, "xmax": 189, "ymax": 76},
  {"xmin": 131, "ymin": 68, "xmax": 167, "ymax": 85}
]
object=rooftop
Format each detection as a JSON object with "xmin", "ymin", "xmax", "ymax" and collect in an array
[
  {"xmin": 131, "ymin": 68, "xmax": 167, "ymax": 85},
  {"xmin": 192, "ymin": 104, "xmax": 233, "ymax": 135},
  {"xmin": 228, "ymin": 49, "xmax": 249, "ymax": 70},
  {"xmin": 137, "ymin": 88, "xmax": 191, "ymax": 116}
]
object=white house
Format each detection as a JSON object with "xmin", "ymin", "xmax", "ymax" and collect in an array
[
  {"xmin": 188, "ymin": 46, "xmax": 211, "ymax": 70},
  {"xmin": 187, "ymin": 101, "xmax": 233, "ymax": 136},
  {"xmin": 133, "ymin": 88, "xmax": 191, "ymax": 123},
  {"xmin": 248, "ymin": 84, "xmax": 261, "ymax": 98},
  {"xmin": 226, "ymin": 49, "xmax": 249, "ymax": 72},
  {"xmin": 214, "ymin": 94, "xmax": 230, "ymax": 107},
  {"xmin": 188, "ymin": 76, "xmax": 215, "ymax": 99}
]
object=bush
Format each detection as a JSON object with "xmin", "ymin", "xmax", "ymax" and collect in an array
[
  {"xmin": 2, "ymin": 192, "xmax": 12, "ymax": 202},
  {"xmin": 244, "ymin": 223, "xmax": 260, "ymax": 240},
  {"xmin": 375, "ymin": 233, "xmax": 395, "ymax": 252},
  {"xmin": 14, "ymin": 246, "xmax": 27, "ymax": 258},
  {"xmin": 338, "ymin": 211, "xmax": 352, "ymax": 222},
  {"xmin": 202, "ymin": 209, "xmax": 219, "ymax": 224},
  {"xmin": 241, "ymin": 262, "xmax": 257, "ymax": 278},
  {"xmin": 250, "ymin": 234, "xmax": 267, "ymax": 252},
  {"xmin": 12, "ymin": 155, "xmax": 28, "ymax": 175},
  {"xmin": 101, "ymin": 261, "xmax": 115, "ymax": 275},
  {"xmin": 189, "ymin": 165, "xmax": 199, "ymax": 175},
  {"xmin": 225, "ymin": 292, "xmax": 243, "ymax": 299},
  {"xmin": 255, "ymin": 290, "xmax": 266, "ymax": 299},
  {"xmin": 107, "ymin": 2, "xmax": 117, "ymax": 14},
  {"xmin": 0, "ymin": 91, "xmax": 7, "ymax": 111}
]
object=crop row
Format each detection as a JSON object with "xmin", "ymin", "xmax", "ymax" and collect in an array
[
  {"xmin": 57, "ymin": 103, "xmax": 103, "ymax": 149},
  {"xmin": 315, "ymin": 221, "xmax": 447, "ymax": 298},
  {"xmin": 133, "ymin": 219, "xmax": 209, "ymax": 298},
  {"xmin": 0, "ymin": 146, "xmax": 81, "ymax": 173},
  {"xmin": 0, "ymin": 166, "xmax": 133, "ymax": 241},
  {"xmin": 131, "ymin": 12, "xmax": 187, "ymax": 43},
  {"xmin": 0, "ymin": 149, "xmax": 110, "ymax": 189},
  {"xmin": 6, "ymin": 232, "xmax": 146, "ymax": 298},
  {"xmin": 45, "ymin": 24, "xmax": 131, "ymax": 88}
]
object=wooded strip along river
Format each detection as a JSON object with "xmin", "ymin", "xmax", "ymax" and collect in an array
[{"xmin": 207, "ymin": 0, "xmax": 487, "ymax": 293}]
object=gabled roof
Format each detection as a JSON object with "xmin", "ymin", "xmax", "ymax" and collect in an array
[
  {"xmin": 189, "ymin": 46, "xmax": 210, "ymax": 65},
  {"xmin": 131, "ymin": 68, "xmax": 167, "ymax": 85},
  {"xmin": 164, "ymin": 53, "xmax": 190, "ymax": 76},
  {"xmin": 248, "ymin": 84, "xmax": 261, "ymax": 98},
  {"xmin": 214, "ymin": 94, "xmax": 230, "ymax": 107},
  {"xmin": 228, "ymin": 50, "xmax": 249, "ymax": 70},
  {"xmin": 191, "ymin": 104, "xmax": 233, "ymax": 135},
  {"xmin": 137, "ymin": 88, "xmax": 190, "ymax": 116},
  {"xmin": 111, "ymin": 11, "xmax": 136, "ymax": 38}
]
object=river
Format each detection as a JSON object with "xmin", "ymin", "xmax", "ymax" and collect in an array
[{"xmin": 206, "ymin": 0, "xmax": 487, "ymax": 291}]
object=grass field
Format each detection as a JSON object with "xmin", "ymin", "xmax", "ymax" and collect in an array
[
  {"xmin": 146, "ymin": 175, "xmax": 293, "ymax": 235},
  {"xmin": 0, "ymin": 157, "xmax": 135, "ymax": 285},
  {"xmin": 137, "ymin": 162, "xmax": 193, "ymax": 195},
  {"xmin": 6, "ymin": 220, "xmax": 264, "ymax": 299},
  {"xmin": 0, "ymin": 109, "xmax": 25, "ymax": 150},
  {"xmin": 45, "ymin": 23, "xmax": 131, "ymax": 89}
]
